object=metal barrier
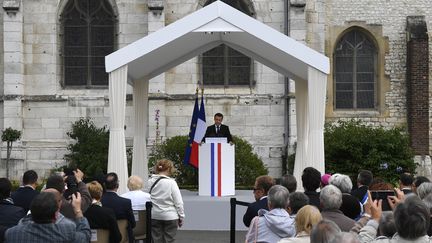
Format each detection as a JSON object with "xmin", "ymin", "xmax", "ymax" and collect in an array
[
  {"xmin": 145, "ymin": 201, "xmax": 152, "ymax": 243},
  {"xmin": 230, "ymin": 198, "xmax": 250, "ymax": 243}
]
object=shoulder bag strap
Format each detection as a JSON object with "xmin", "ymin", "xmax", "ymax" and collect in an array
[{"xmin": 149, "ymin": 176, "xmax": 166, "ymax": 194}]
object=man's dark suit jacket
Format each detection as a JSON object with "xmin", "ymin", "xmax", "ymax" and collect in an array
[
  {"xmin": 11, "ymin": 186, "xmax": 39, "ymax": 212},
  {"xmin": 0, "ymin": 199, "xmax": 26, "ymax": 241},
  {"xmin": 304, "ymin": 190, "xmax": 321, "ymax": 210},
  {"xmin": 84, "ymin": 204, "xmax": 122, "ymax": 243},
  {"xmin": 243, "ymin": 197, "xmax": 268, "ymax": 227},
  {"xmin": 101, "ymin": 192, "xmax": 136, "ymax": 243},
  {"xmin": 351, "ymin": 185, "xmax": 368, "ymax": 204},
  {"xmin": 204, "ymin": 124, "xmax": 233, "ymax": 143}
]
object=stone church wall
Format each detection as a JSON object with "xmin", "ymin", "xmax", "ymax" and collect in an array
[{"xmin": 1, "ymin": 0, "xmax": 289, "ymax": 179}]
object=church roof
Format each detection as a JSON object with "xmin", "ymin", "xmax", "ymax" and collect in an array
[{"xmin": 105, "ymin": 0, "xmax": 329, "ymax": 81}]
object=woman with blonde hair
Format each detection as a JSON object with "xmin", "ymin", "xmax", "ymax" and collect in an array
[
  {"xmin": 84, "ymin": 181, "xmax": 122, "ymax": 243},
  {"xmin": 279, "ymin": 205, "xmax": 322, "ymax": 243},
  {"xmin": 145, "ymin": 159, "xmax": 185, "ymax": 243}
]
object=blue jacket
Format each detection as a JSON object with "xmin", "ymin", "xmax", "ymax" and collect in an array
[{"xmin": 245, "ymin": 208, "xmax": 296, "ymax": 243}]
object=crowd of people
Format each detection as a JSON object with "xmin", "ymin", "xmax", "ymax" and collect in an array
[
  {"xmin": 3, "ymin": 160, "xmax": 432, "ymax": 243},
  {"xmin": 244, "ymin": 167, "xmax": 432, "ymax": 243},
  {"xmin": 0, "ymin": 159, "xmax": 184, "ymax": 243}
]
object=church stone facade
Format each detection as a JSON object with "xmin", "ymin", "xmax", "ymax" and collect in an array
[{"xmin": 0, "ymin": 0, "xmax": 431, "ymax": 179}]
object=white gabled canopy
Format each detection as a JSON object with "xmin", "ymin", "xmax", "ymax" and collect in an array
[{"xmin": 106, "ymin": 1, "xmax": 329, "ymax": 193}]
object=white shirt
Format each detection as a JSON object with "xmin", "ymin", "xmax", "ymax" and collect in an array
[{"xmin": 121, "ymin": 190, "xmax": 151, "ymax": 211}]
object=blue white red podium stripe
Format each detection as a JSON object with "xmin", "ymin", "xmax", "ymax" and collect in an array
[{"xmin": 210, "ymin": 143, "xmax": 223, "ymax": 196}]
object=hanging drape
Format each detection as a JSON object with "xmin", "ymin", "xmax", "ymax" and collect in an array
[
  {"xmin": 293, "ymin": 78, "xmax": 309, "ymax": 190},
  {"xmin": 107, "ymin": 65, "xmax": 128, "ymax": 194},
  {"xmin": 306, "ymin": 67, "xmax": 327, "ymax": 175},
  {"xmin": 132, "ymin": 79, "xmax": 149, "ymax": 185}
]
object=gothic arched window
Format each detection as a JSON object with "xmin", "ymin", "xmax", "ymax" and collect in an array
[
  {"xmin": 334, "ymin": 29, "xmax": 377, "ymax": 109},
  {"xmin": 202, "ymin": 0, "xmax": 254, "ymax": 86},
  {"xmin": 61, "ymin": 0, "xmax": 116, "ymax": 87}
]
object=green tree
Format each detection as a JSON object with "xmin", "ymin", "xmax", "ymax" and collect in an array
[
  {"xmin": 64, "ymin": 118, "xmax": 109, "ymax": 177},
  {"xmin": 325, "ymin": 120, "xmax": 415, "ymax": 185},
  {"xmin": 149, "ymin": 135, "xmax": 268, "ymax": 188},
  {"xmin": 1, "ymin": 127, "xmax": 21, "ymax": 178}
]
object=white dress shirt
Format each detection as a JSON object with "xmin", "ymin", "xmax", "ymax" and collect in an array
[{"xmin": 121, "ymin": 190, "xmax": 151, "ymax": 211}]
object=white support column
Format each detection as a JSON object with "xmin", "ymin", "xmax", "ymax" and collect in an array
[
  {"xmin": 108, "ymin": 65, "xmax": 128, "ymax": 194},
  {"xmin": 293, "ymin": 78, "xmax": 309, "ymax": 190},
  {"xmin": 306, "ymin": 67, "xmax": 327, "ymax": 175},
  {"xmin": 132, "ymin": 79, "xmax": 149, "ymax": 182}
]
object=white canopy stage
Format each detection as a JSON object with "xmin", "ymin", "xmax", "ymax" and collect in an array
[{"xmin": 105, "ymin": 0, "xmax": 329, "ymax": 193}]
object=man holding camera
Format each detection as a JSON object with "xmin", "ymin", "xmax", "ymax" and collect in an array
[{"xmin": 46, "ymin": 168, "xmax": 92, "ymax": 219}]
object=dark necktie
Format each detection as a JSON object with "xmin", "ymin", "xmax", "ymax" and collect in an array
[{"xmin": 216, "ymin": 126, "xmax": 220, "ymax": 134}]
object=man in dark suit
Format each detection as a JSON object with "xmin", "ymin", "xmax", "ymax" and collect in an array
[
  {"xmin": 101, "ymin": 172, "xmax": 135, "ymax": 243},
  {"xmin": 399, "ymin": 172, "xmax": 414, "ymax": 194},
  {"xmin": 0, "ymin": 178, "xmax": 26, "ymax": 240},
  {"xmin": 243, "ymin": 175, "xmax": 275, "ymax": 227},
  {"xmin": 351, "ymin": 170, "xmax": 373, "ymax": 206},
  {"xmin": 302, "ymin": 167, "xmax": 321, "ymax": 209},
  {"xmin": 11, "ymin": 170, "xmax": 40, "ymax": 212},
  {"xmin": 203, "ymin": 113, "xmax": 233, "ymax": 143}
]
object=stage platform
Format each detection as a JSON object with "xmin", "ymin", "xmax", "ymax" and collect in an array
[{"xmin": 179, "ymin": 189, "xmax": 254, "ymax": 231}]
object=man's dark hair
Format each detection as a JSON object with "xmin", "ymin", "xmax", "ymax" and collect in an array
[
  {"xmin": 414, "ymin": 176, "xmax": 430, "ymax": 188},
  {"xmin": 31, "ymin": 192, "xmax": 58, "ymax": 224},
  {"xmin": 255, "ymin": 175, "xmax": 275, "ymax": 194},
  {"xmin": 280, "ymin": 174, "xmax": 297, "ymax": 193},
  {"xmin": 23, "ymin": 170, "xmax": 38, "ymax": 185},
  {"xmin": 400, "ymin": 173, "xmax": 414, "ymax": 186},
  {"xmin": 214, "ymin": 113, "xmax": 223, "ymax": 119},
  {"xmin": 46, "ymin": 175, "xmax": 65, "ymax": 194},
  {"xmin": 288, "ymin": 192, "xmax": 309, "ymax": 214},
  {"xmin": 357, "ymin": 170, "xmax": 373, "ymax": 187},
  {"xmin": 394, "ymin": 195, "xmax": 429, "ymax": 239},
  {"xmin": 105, "ymin": 172, "xmax": 119, "ymax": 190},
  {"xmin": 0, "ymin": 178, "xmax": 12, "ymax": 200},
  {"xmin": 302, "ymin": 167, "xmax": 321, "ymax": 191}
]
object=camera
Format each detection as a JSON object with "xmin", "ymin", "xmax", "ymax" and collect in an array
[{"xmin": 63, "ymin": 168, "xmax": 78, "ymax": 200}]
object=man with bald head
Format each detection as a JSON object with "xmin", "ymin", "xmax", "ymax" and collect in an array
[
  {"xmin": 19, "ymin": 188, "xmax": 73, "ymax": 225},
  {"xmin": 5, "ymin": 191, "xmax": 91, "ymax": 243}
]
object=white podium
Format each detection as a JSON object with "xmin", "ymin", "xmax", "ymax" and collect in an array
[{"xmin": 198, "ymin": 141, "xmax": 235, "ymax": 196}]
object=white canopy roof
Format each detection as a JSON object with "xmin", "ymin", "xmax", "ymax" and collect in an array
[
  {"xmin": 105, "ymin": 1, "xmax": 329, "ymax": 193},
  {"xmin": 105, "ymin": 0, "xmax": 329, "ymax": 81}
]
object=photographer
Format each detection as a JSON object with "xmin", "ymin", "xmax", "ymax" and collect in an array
[{"xmin": 45, "ymin": 168, "xmax": 92, "ymax": 219}]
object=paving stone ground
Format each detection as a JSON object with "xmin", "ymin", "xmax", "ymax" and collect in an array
[{"xmin": 176, "ymin": 230, "xmax": 247, "ymax": 243}]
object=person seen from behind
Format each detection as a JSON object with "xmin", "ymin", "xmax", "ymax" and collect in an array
[
  {"xmin": 243, "ymin": 175, "xmax": 275, "ymax": 227},
  {"xmin": 121, "ymin": 175, "xmax": 151, "ymax": 211},
  {"xmin": 245, "ymin": 185, "xmax": 295, "ymax": 243},
  {"xmin": 146, "ymin": 159, "xmax": 185, "ymax": 243},
  {"xmin": 279, "ymin": 205, "xmax": 322, "ymax": 243}
]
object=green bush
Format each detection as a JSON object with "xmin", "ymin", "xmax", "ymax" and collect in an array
[
  {"xmin": 325, "ymin": 120, "xmax": 415, "ymax": 185},
  {"xmin": 64, "ymin": 118, "xmax": 110, "ymax": 177},
  {"xmin": 149, "ymin": 135, "xmax": 268, "ymax": 188}
]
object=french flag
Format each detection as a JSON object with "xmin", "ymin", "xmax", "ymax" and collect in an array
[{"xmin": 184, "ymin": 91, "xmax": 206, "ymax": 168}]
